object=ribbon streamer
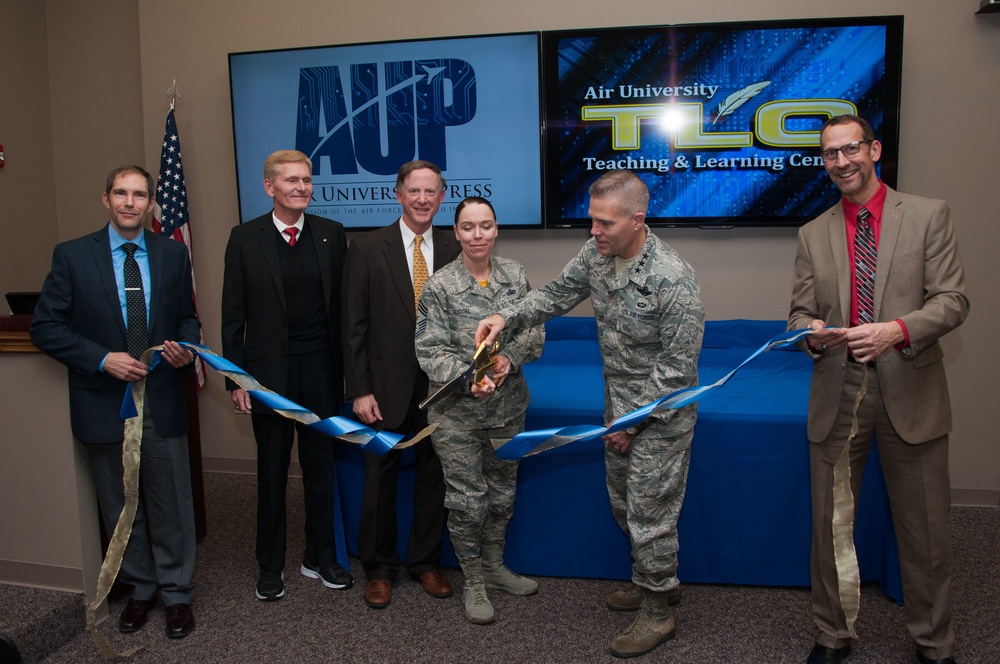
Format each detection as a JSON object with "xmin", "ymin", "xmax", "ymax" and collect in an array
[
  {"xmin": 85, "ymin": 349, "xmax": 152, "ymax": 658},
  {"xmin": 833, "ymin": 365, "xmax": 870, "ymax": 639},
  {"xmin": 92, "ymin": 342, "xmax": 426, "ymax": 656},
  {"xmin": 120, "ymin": 343, "xmax": 420, "ymax": 455},
  {"xmin": 88, "ymin": 330, "xmax": 865, "ymax": 654},
  {"xmin": 493, "ymin": 327, "xmax": 815, "ymax": 460},
  {"xmin": 490, "ymin": 325, "xmax": 863, "ymax": 643}
]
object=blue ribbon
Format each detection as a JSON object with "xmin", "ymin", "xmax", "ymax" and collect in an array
[
  {"xmin": 120, "ymin": 342, "xmax": 406, "ymax": 454},
  {"xmin": 494, "ymin": 327, "xmax": 814, "ymax": 460},
  {"xmin": 120, "ymin": 328, "xmax": 814, "ymax": 459}
]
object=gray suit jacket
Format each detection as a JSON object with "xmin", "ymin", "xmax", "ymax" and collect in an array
[{"xmin": 788, "ymin": 186, "xmax": 969, "ymax": 444}]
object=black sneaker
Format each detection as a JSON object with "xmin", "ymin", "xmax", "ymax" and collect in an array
[
  {"xmin": 256, "ymin": 569, "xmax": 285, "ymax": 601},
  {"xmin": 300, "ymin": 559, "xmax": 354, "ymax": 589}
]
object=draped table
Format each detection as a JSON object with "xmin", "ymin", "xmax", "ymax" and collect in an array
[{"xmin": 332, "ymin": 318, "xmax": 902, "ymax": 601}]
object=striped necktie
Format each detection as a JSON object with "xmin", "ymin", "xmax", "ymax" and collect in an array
[
  {"xmin": 855, "ymin": 207, "xmax": 876, "ymax": 325},
  {"xmin": 413, "ymin": 235, "xmax": 428, "ymax": 314}
]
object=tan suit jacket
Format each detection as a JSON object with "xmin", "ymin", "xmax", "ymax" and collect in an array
[{"xmin": 788, "ymin": 186, "xmax": 969, "ymax": 444}]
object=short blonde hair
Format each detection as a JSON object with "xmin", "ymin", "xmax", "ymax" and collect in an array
[{"xmin": 263, "ymin": 150, "xmax": 312, "ymax": 181}]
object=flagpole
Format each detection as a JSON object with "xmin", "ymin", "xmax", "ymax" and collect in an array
[
  {"xmin": 152, "ymin": 84, "xmax": 208, "ymax": 390},
  {"xmin": 166, "ymin": 79, "xmax": 181, "ymax": 110}
]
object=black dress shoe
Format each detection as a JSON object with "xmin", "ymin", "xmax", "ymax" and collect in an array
[
  {"xmin": 164, "ymin": 603, "xmax": 195, "ymax": 639},
  {"xmin": 118, "ymin": 598, "xmax": 157, "ymax": 634},
  {"xmin": 916, "ymin": 653, "xmax": 955, "ymax": 664},
  {"xmin": 807, "ymin": 643, "xmax": 851, "ymax": 664},
  {"xmin": 0, "ymin": 633, "xmax": 23, "ymax": 664}
]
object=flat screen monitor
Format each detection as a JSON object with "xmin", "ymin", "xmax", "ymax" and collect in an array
[
  {"xmin": 229, "ymin": 33, "xmax": 543, "ymax": 230},
  {"xmin": 5, "ymin": 292, "xmax": 40, "ymax": 315},
  {"xmin": 542, "ymin": 16, "xmax": 904, "ymax": 228}
]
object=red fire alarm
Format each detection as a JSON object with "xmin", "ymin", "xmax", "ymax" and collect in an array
[{"xmin": 0, "ymin": 144, "xmax": 5, "ymax": 167}]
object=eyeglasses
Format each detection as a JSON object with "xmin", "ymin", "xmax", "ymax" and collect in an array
[{"xmin": 820, "ymin": 140, "xmax": 873, "ymax": 162}]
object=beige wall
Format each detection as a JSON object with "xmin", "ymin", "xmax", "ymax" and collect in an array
[
  {"xmin": 0, "ymin": 0, "xmax": 147, "ymax": 297},
  {"xmin": 0, "ymin": 2, "xmax": 58, "ymax": 299},
  {"xmin": 47, "ymin": 0, "xmax": 147, "ymax": 239},
  {"xmin": 3, "ymin": 0, "xmax": 997, "ymax": 502}
]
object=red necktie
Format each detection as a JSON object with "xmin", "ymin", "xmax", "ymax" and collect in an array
[
  {"xmin": 284, "ymin": 227, "xmax": 298, "ymax": 246},
  {"xmin": 855, "ymin": 208, "xmax": 876, "ymax": 324}
]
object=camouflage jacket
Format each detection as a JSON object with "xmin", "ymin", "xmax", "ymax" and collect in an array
[
  {"xmin": 499, "ymin": 228, "xmax": 704, "ymax": 436},
  {"xmin": 416, "ymin": 255, "xmax": 544, "ymax": 430}
]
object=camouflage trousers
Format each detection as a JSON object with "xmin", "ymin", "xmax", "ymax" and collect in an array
[
  {"xmin": 604, "ymin": 428, "xmax": 693, "ymax": 592},
  {"xmin": 431, "ymin": 419, "xmax": 524, "ymax": 562}
]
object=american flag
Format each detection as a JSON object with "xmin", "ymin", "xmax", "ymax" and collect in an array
[{"xmin": 153, "ymin": 107, "xmax": 208, "ymax": 389}]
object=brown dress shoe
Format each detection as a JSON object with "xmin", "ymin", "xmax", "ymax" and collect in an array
[
  {"xmin": 418, "ymin": 570, "xmax": 453, "ymax": 598},
  {"xmin": 365, "ymin": 579, "xmax": 392, "ymax": 608},
  {"xmin": 118, "ymin": 598, "xmax": 157, "ymax": 634},
  {"xmin": 164, "ymin": 603, "xmax": 195, "ymax": 639}
]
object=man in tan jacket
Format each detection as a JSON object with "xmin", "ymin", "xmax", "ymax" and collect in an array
[{"xmin": 789, "ymin": 115, "xmax": 968, "ymax": 664}]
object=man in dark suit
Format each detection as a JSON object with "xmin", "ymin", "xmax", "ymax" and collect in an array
[
  {"xmin": 342, "ymin": 160, "xmax": 461, "ymax": 608},
  {"xmin": 221, "ymin": 150, "xmax": 351, "ymax": 602},
  {"xmin": 789, "ymin": 116, "xmax": 969, "ymax": 664},
  {"xmin": 31, "ymin": 165, "xmax": 200, "ymax": 639}
]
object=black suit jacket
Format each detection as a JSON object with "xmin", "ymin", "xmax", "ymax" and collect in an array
[
  {"xmin": 342, "ymin": 221, "xmax": 461, "ymax": 430},
  {"xmin": 221, "ymin": 212, "xmax": 348, "ymax": 399},
  {"xmin": 30, "ymin": 226, "xmax": 201, "ymax": 444}
]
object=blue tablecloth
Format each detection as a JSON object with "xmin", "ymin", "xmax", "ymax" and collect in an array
[{"xmin": 333, "ymin": 318, "xmax": 902, "ymax": 601}]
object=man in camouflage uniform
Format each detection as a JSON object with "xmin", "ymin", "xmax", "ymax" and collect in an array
[
  {"xmin": 416, "ymin": 197, "xmax": 544, "ymax": 625},
  {"xmin": 476, "ymin": 171, "xmax": 704, "ymax": 658}
]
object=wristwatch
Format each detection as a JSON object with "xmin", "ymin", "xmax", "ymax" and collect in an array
[{"xmin": 625, "ymin": 421, "xmax": 648, "ymax": 436}]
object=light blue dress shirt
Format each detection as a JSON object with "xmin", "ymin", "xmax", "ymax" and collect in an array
[{"xmin": 100, "ymin": 225, "xmax": 152, "ymax": 371}]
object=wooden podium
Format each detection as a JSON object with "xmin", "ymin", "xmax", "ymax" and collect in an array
[{"xmin": 0, "ymin": 315, "xmax": 206, "ymax": 602}]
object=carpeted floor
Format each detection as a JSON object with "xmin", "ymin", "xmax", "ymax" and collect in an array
[{"xmin": 1, "ymin": 472, "xmax": 997, "ymax": 663}]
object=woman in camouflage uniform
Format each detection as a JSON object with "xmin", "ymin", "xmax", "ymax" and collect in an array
[{"xmin": 415, "ymin": 197, "xmax": 544, "ymax": 625}]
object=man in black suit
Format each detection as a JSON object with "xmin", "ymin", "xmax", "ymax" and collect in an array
[
  {"xmin": 31, "ymin": 165, "xmax": 200, "ymax": 639},
  {"xmin": 342, "ymin": 160, "xmax": 461, "ymax": 608},
  {"xmin": 222, "ymin": 150, "xmax": 351, "ymax": 602}
]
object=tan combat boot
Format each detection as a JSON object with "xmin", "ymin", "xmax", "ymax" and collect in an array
[
  {"xmin": 607, "ymin": 583, "xmax": 682, "ymax": 611},
  {"xmin": 459, "ymin": 558, "xmax": 494, "ymax": 625},
  {"xmin": 610, "ymin": 588, "xmax": 676, "ymax": 658},
  {"xmin": 482, "ymin": 544, "xmax": 538, "ymax": 596}
]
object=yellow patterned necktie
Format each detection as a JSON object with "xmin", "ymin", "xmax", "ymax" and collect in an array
[{"xmin": 413, "ymin": 234, "xmax": 428, "ymax": 314}]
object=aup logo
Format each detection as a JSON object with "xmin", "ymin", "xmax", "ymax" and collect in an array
[{"xmin": 296, "ymin": 59, "xmax": 477, "ymax": 176}]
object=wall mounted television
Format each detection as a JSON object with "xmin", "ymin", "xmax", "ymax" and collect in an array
[
  {"xmin": 229, "ymin": 33, "xmax": 543, "ymax": 230},
  {"xmin": 542, "ymin": 16, "xmax": 904, "ymax": 228}
]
